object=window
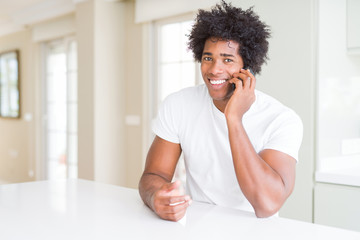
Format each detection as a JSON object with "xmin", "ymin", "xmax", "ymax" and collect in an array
[
  {"xmin": 0, "ymin": 50, "xmax": 20, "ymax": 118},
  {"xmin": 156, "ymin": 19, "xmax": 200, "ymax": 104},
  {"xmin": 151, "ymin": 16, "xmax": 201, "ymax": 182},
  {"xmin": 42, "ymin": 38, "xmax": 78, "ymax": 180},
  {"xmin": 152, "ymin": 16, "xmax": 203, "ymax": 112}
]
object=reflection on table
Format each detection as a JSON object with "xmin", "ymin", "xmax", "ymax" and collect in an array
[{"xmin": 1, "ymin": 179, "xmax": 359, "ymax": 240}]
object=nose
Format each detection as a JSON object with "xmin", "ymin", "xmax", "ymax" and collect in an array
[{"xmin": 208, "ymin": 60, "xmax": 224, "ymax": 75}]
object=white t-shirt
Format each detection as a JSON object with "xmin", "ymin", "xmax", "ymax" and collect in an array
[{"xmin": 153, "ymin": 84, "xmax": 303, "ymax": 212}]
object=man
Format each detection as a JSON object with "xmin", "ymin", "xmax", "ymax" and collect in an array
[{"xmin": 139, "ymin": 1, "xmax": 303, "ymax": 221}]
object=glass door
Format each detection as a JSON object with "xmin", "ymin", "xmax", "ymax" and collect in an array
[{"xmin": 43, "ymin": 38, "xmax": 78, "ymax": 179}]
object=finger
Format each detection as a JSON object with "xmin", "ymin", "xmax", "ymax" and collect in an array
[
  {"xmin": 229, "ymin": 75, "xmax": 244, "ymax": 89},
  {"xmin": 170, "ymin": 208, "xmax": 188, "ymax": 222},
  {"xmin": 231, "ymin": 72, "xmax": 247, "ymax": 81},
  {"xmin": 166, "ymin": 180, "xmax": 181, "ymax": 192},
  {"xmin": 247, "ymin": 69, "xmax": 256, "ymax": 89},
  {"xmin": 241, "ymin": 68, "xmax": 256, "ymax": 89},
  {"xmin": 168, "ymin": 195, "xmax": 191, "ymax": 205},
  {"xmin": 155, "ymin": 194, "xmax": 191, "ymax": 211},
  {"xmin": 155, "ymin": 197, "xmax": 191, "ymax": 221},
  {"xmin": 163, "ymin": 199, "xmax": 192, "ymax": 214},
  {"xmin": 244, "ymin": 76, "xmax": 251, "ymax": 88},
  {"xmin": 239, "ymin": 69, "xmax": 252, "ymax": 88},
  {"xmin": 158, "ymin": 181, "xmax": 181, "ymax": 196},
  {"xmin": 228, "ymin": 77, "xmax": 241, "ymax": 85},
  {"xmin": 231, "ymin": 72, "xmax": 250, "ymax": 86},
  {"xmin": 162, "ymin": 207, "xmax": 187, "ymax": 222}
]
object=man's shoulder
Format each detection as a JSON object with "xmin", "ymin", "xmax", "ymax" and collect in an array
[
  {"xmin": 253, "ymin": 89, "xmax": 302, "ymax": 123},
  {"xmin": 255, "ymin": 89, "xmax": 282, "ymax": 107},
  {"xmin": 254, "ymin": 90, "xmax": 292, "ymax": 112}
]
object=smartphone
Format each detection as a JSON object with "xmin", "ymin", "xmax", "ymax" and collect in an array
[{"xmin": 233, "ymin": 68, "xmax": 254, "ymax": 89}]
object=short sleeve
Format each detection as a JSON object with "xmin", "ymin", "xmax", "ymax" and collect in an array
[
  {"xmin": 152, "ymin": 93, "xmax": 182, "ymax": 144},
  {"xmin": 262, "ymin": 110, "xmax": 303, "ymax": 161}
]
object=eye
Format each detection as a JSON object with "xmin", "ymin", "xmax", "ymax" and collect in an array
[
  {"xmin": 202, "ymin": 57, "xmax": 212, "ymax": 61},
  {"xmin": 224, "ymin": 58, "xmax": 233, "ymax": 63}
]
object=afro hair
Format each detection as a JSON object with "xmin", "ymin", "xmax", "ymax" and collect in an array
[{"xmin": 188, "ymin": 1, "xmax": 271, "ymax": 75}]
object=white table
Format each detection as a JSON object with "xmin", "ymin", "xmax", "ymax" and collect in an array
[{"xmin": 1, "ymin": 179, "xmax": 359, "ymax": 240}]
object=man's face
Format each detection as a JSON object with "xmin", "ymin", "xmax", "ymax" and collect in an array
[{"xmin": 201, "ymin": 38, "xmax": 244, "ymax": 105}]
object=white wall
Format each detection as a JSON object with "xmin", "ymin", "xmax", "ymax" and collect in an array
[
  {"xmin": 314, "ymin": 0, "xmax": 360, "ymax": 232},
  {"xmin": 249, "ymin": 0, "xmax": 316, "ymax": 222},
  {"xmin": 315, "ymin": 183, "xmax": 360, "ymax": 232},
  {"xmin": 318, "ymin": 0, "xmax": 360, "ymax": 160}
]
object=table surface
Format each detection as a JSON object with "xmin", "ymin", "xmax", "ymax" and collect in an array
[{"xmin": 1, "ymin": 179, "xmax": 359, "ymax": 240}]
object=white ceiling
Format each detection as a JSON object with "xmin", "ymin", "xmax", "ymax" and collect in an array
[
  {"xmin": 0, "ymin": 0, "xmax": 125, "ymax": 37},
  {"xmin": 0, "ymin": 0, "xmax": 77, "ymax": 37}
]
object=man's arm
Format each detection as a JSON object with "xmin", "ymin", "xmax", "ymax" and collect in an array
[
  {"xmin": 139, "ymin": 136, "xmax": 192, "ymax": 221},
  {"xmin": 226, "ymin": 69, "xmax": 296, "ymax": 218},
  {"xmin": 227, "ymin": 122, "xmax": 296, "ymax": 217}
]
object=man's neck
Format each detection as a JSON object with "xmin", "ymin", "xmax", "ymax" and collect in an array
[{"xmin": 213, "ymin": 99, "xmax": 228, "ymax": 113}]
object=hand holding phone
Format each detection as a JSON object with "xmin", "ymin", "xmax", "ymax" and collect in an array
[
  {"xmin": 232, "ymin": 68, "xmax": 255, "ymax": 89},
  {"xmin": 226, "ymin": 68, "xmax": 256, "ymax": 120}
]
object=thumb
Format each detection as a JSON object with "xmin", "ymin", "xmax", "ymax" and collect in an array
[{"xmin": 161, "ymin": 180, "xmax": 181, "ymax": 196}]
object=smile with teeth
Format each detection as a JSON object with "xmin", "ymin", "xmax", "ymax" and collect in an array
[{"xmin": 209, "ymin": 79, "xmax": 227, "ymax": 85}]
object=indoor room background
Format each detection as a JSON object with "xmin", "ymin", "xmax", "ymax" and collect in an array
[{"xmin": 0, "ymin": 0, "xmax": 359, "ymax": 232}]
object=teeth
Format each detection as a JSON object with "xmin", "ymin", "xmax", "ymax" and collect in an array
[{"xmin": 210, "ymin": 79, "xmax": 226, "ymax": 85}]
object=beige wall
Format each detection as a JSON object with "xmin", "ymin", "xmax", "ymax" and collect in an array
[
  {"xmin": 77, "ymin": 0, "xmax": 143, "ymax": 188},
  {"xmin": 0, "ymin": 14, "xmax": 77, "ymax": 183},
  {"xmin": 76, "ymin": 0, "xmax": 95, "ymax": 182},
  {"xmin": 123, "ymin": 1, "xmax": 144, "ymax": 188},
  {"xmin": 0, "ymin": 0, "xmax": 144, "ymax": 188},
  {"xmin": 0, "ymin": 30, "xmax": 36, "ymax": 183},
  {"xmin": 93, "ymin": 0, "xmax": 126, "ymax": 185}
]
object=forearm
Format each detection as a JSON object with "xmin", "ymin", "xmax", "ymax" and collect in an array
[
  {"xmin": 139, "ymin": 172, "xmax": 170, "ymax": 210},
  {"xmin": 227, "ymin": 121, "xmax": 286, "ymax": 217}
]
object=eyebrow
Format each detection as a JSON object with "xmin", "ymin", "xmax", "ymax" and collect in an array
[
  {"xmin": 202, "ymin": 52, "xmax": 235, "ymax": 58},
  {"xmin": 221, "ymin": 53, "xmax": 235, "ymax": 57}
]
